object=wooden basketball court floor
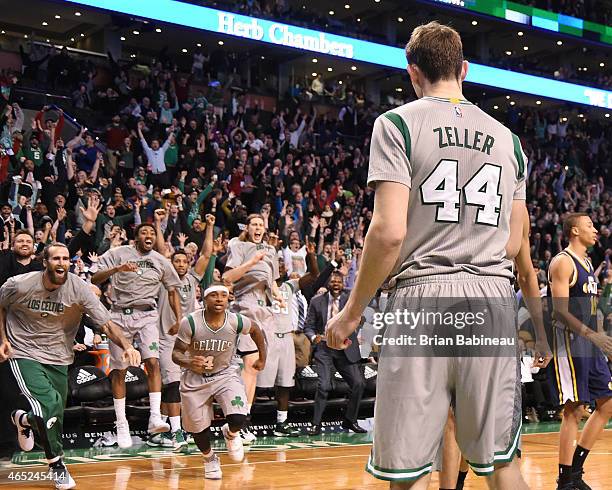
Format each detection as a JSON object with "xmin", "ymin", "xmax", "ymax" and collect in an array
[{"xmin": 2, "ymin": 428, "xmax": 611, "ymax": 489}]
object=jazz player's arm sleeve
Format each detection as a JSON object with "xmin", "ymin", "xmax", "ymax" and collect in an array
[
  {"xmin": 176, "ymin": 316, "xmax": 192, "ymax": 345},
  {"xmin": 239, "ymin": 315, "xmax": 252, "ymax": 335},
  {"xmin": 367, "ymin": 113, "xmax": 412, "ymax": 189},
  {"xmin": 79, "ymin": 281, "xmax": 111, "ymax": 328},
  {"xmin": 0, "ymin": 277, "xmax": 17, "ymax": 308}
]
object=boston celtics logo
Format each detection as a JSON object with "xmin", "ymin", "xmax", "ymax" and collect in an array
[{"xmin": 231, "ymin": 396, "xmax": 244, "ymax": 408}]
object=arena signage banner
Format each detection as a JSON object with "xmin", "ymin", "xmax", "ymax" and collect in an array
[{"xmin": 64, "ymin": 0, "xmax": 612, "ymax": 109}]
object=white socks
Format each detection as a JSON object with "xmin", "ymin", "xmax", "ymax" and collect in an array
[
  {"xmin": 277, "ymin": 410, "xmax": 288, "ymax": 424},
  {"xmin": 169, "ymin": 416, "xmax": 181, "ymax": 432},
  {"xmin": 113, "ymin": 398, "xmax": 127, "ymax": 422},
  {"xmin": 149, "ymin": 392, "xmax": 162, "ymax": 418}
]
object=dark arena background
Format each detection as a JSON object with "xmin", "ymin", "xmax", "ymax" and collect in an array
[{"xmin": 0, "ymin": 0, "xmax": 610, "ymax": 488}]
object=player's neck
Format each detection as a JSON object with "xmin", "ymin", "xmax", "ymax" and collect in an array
[
  {"xmin": 421, "ymin": 80, "xmax": 465, "ymax": 101},
  {"xmin": 134, "ymin": 244, "xmax": 150, "ymax": 255},
  {"xmin": 204, "ymin": 309, "xmax": 225, "ymax": 327},
  {"xmin": 567, "ymin": 241, "xmax": 587, "ymax": 258},
  {"xmin": 42, "ymin": 271, "xmax": 62, "ymax": 292}
]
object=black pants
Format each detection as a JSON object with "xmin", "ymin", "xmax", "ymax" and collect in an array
[
  {"xmin": 312, "ymin": 343, "xmax": 365, "ymax": 425},
  {"xmin": 147, "ymin": 171, "xmax": 169, "ymax": 190}
]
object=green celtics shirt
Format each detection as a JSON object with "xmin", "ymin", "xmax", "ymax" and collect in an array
[{"xmin": 0, "ymin": 271, "xmax": 111, "ymax": 365}]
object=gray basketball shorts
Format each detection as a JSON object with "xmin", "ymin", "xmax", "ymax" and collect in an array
[
  {"xmin": 366, "ymin": 274, "xmax": 522, "ymax": 482},
  {"xmin": 256, "ymin": 332, "xmax": 296, "ymax": 388},
  {"xmin": 109, "ymin": 310, "xmax": 160, "ymax": 370},
  {"xmin": 180, "ymin": 366, "xmax": 248, "ymax": 433},
  {"xmin": 232, "ymin": 294, "xmax": 272, "ymax": 354},
  {"xmin": 158, "ymin": 326, "xmax": 180, "ymax": 385}
]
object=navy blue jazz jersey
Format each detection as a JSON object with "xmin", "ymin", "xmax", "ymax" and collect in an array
[{"xmin": 548, "ymin": 249, "xmax": 612, "ymax": 405}]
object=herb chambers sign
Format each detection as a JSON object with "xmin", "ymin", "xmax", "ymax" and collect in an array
[{"xmin": 217, "ymin": 13, "xmax": 355, "ymax": 58}]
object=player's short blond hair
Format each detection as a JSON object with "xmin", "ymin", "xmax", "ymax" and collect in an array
[{"xmin": 405, "ymin": 21, "xmax": 464, "ymax": 83}]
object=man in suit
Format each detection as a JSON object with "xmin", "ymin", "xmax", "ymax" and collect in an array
[{"xmin": 304, "ymin": 271, "xmax": 366, "ymax": 435}]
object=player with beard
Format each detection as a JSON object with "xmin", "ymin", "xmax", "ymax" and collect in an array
[
  {"xmin": 92, "ymin": 224, "xmax": 183, "ymax": 449},
  {"xmin": 0, "ymin": 243, "xmax": 140, "ymax": 490},
  {"xmin": 148, "ymin": 211, "xmax": 215, "ymax": 450}
]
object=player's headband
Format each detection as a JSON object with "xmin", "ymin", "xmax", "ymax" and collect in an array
[{"xmin": 203, "ymin": 285, "xmax": 229, "ymax": 298}]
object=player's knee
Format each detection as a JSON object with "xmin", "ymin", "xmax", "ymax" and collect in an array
[
  {"xmin": 596, "ymin": 397, "xmax": 612, "ymax": 417},
  {"xmin": 226, "ymin": 414, "xmax": 247, "ymax": 431},
  {"xmin": 144, "ymin": 357, "xmax": 160, "ymax": 371},
  {"xmin": 110, "ymin": 368, "xmax": 127, "ymax": 380},
  {"xmin": 161, "ymin": 382, "xmax": 181, "ymax": 403},
  {"xmin": 562, "ymin": 402, "xmax": 583, "ymax": 422}
]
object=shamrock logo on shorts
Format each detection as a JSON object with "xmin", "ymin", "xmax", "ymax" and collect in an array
[
  {"xmin": 149, "ymin": 342, "xmax": 159, "ymax": 352},
  {"xmin": 231, "ymin": 396, "xmax": 244, "ymax": 408}
]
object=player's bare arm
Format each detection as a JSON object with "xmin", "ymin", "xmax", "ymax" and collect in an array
[
  {"xmin": 327, "ymin": 181, "xmax": 409, "ymax": 350},
  {"xmin": 167, "ymin": 288, "xmax": 182, "ymax": 336},
  {"xmin": 222, "ymin": 250, "xmax": 266, "ymax": 283},
  {"xmin": 505, "ymin": 199, "xmax": 527, "ymax": 260},
  {"xmin": 172, "ymin": 338, "xmax": 208, "ymax": 373},
  {"xmin": 193, "ymin": 214, "xmax": 215, "ymax": 276},
  {"xmin": 550, "ymin": 255, "xmax": 612, "ymax": 356},
  {"xmin": 514, "ymin": 205, "xmax": 551, "ymax": 368},
  {"xmin": 0, "ymin": 306, "xmax": 12, "ymax": 362},
  {"xmin": 153, "ymin": 209, "xmax": 170, "ymax": 258},
  {"xmin": 99, "ymin": 320, "xmax": 141, "ymax": 366},
  {"xmin": 246, "ymin": 322, "xmax": 266, "ymax": 370},
  {"xmin": 297, "ymin": 239, "xmax": 320, "ymax": 291},
  {"xmin": 91, "ymin": 262, "xmax": 138, "ymax": 284}
]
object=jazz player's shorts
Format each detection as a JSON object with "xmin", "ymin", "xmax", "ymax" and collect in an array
[
  {"xmin": 232, "ymin": 295, "xmax": 272, "ymax": 356},
  {"xmin": 256, "ymin": 331, "xmax": 296, "ymax": 388},
  {"xmin": 159, "ymin": 327, "xmax": 180, "ymax": 385},
  {"xmin": 367, "ymin": 273, "xmax": 522, "ymax": 482},
  {"xmin": 549, "ymin": 326, "xmax": 612, "ymax": 405},
  {"xmin": 109, "ymin": 309, "xmax": 160, "ymax": 370},
  {"xmin": 180, "ymin": 366, "xmax": 249, "ymax": 433}
]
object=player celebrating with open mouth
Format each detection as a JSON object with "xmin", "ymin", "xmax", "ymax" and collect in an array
[
  {"xmin": 222, "ymin": 213, "xmax": 284, "ymax": 443},
  {"xmin": 172, "ymin": 284, "xmax": 266, "ymax": 479}
]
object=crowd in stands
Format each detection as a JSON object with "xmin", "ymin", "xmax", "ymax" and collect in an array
[
  {"xmin": 525, "ymin": 0, "xmax": 612, "ymax": 24},
  {"xmin": 0, "ymin": 41, "xmax": 611, "ymax": 424}
]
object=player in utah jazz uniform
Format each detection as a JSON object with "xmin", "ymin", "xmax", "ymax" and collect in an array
[
  {"xmin": 172, "ymin": 284, "xmax": 266, "ymax": 480},
  {"xmin": 548, "ymin": 213, "xmax": 612, "ymax": 490}
]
